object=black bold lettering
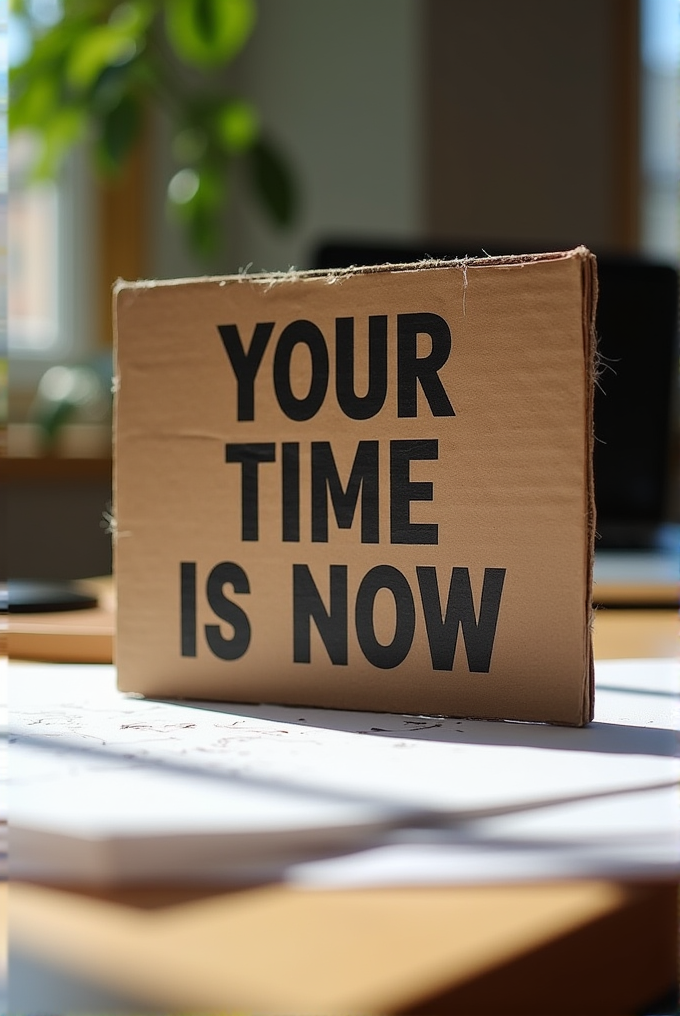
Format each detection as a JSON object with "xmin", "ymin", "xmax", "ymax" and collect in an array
[
  {"xmin": 335, "ymin": 315, "xmax": 388, "ymax": 419},
  {"xmin": 225, "ymin": 443, "xmax": 276, "ymax": 540},
  {"xmin": 390, "ymin": 439, "xmax": 438, "ymax": 544},
  {"xmin": 180, "ymin": 561, "xmax": 197, "ymax": 657},
  {"xmin": 397, "ymin": 312, "xmax": 455, "ymax": 417},
  {"xmin": 293, "ymin": 564, "xmax": 348, "ymax": 664},
  {"xmin": 416, "ymin": 566, "xmax": 506, "ymax": 672},
  {"xmin": 311, "ymin": 441, "xmax": 379, "ymax": 543},
  {"xmin": 355, "ymin": 565, "xmax": 415, "ymax": 668},
  {"xmin": 274, "ymin": 320, "xmax": 329, "ymax": 420},
  {"xmin": 205, "ymin": 562, "xmax": 251, "ymax": 661},
  {"xmin": 217, "ymin": 322, "xmax": 273, "ymax": 421},
  {"xmin": 282, "ymin": 442, "xmax": 300, "ymax": 542}
]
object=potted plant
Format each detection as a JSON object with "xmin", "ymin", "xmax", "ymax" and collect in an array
[{"xmin": 9, "ymin": 0, "xmax": 297, "ymax": 257}]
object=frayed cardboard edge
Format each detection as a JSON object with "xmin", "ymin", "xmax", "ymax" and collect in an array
[
  {"xmin": 582, "ymin": 250, "xmax": 599, "ymax": 726},
  {"xmin": 111, "ymin": 247, "xmax": 592, "ymax": 295}
]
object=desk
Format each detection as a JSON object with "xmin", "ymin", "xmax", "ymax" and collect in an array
[
  {"xmin": 592, "ymin": 608, "xmax": 677, "ymax": 659},
  {"xmin": 6, "ymin": 610, "xmax": 679, "ymax": 1015},
  {"xmin": 8, "ymin": 880, "xmax": 676, "ymax": 1015}
]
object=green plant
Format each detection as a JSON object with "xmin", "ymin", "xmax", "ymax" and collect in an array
[{"xmin": 10, "ymin": 0, "xmax": 297, "ymax": 257}]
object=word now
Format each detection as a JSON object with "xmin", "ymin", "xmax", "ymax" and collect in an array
[
  {"xmin": 180, "ymin": 561, "xmax": 506, "ymax": 673},
  {"xmin": 226, "ymin": 439, "xmax": 439, "ymax": 544},
  {"xmin": 217, "ymin": 313, "xmax": 456, "ymax": 421}
]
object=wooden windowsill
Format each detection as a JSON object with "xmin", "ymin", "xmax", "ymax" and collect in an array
[
  {"xmin": 1, "ymin": 456, "xmax": 112, "ymax": 482},
  {"xmin": 2, "ymin": 423, "xmax": 112, "ymax": 481}
]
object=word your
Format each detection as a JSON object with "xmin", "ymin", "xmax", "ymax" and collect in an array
[
  {"xmin": 217, "ymin": 313, "xmax": 456, "ymax": 421},
  {"xmin": 180, "ymin": 561, "xmax": 506, "ymax": 672}
]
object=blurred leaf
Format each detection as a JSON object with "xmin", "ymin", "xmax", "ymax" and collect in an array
[
  {"xmin": 89, "ymin": 62, "xmax": 127, "ymax": 112},
  {"xmin": 108, "ymin": 1, "xmax": 154, "ymax": 35},
  {"xmin": 164, "ymin": 0, "xmax": 255, "ymax": 68},
  {"xmin": 9, "ymin": 74, "xmax": 59, "ymax": 129},
  {"xmin": 172, "ymin": 126, "xmax": 208, "ymax": 164},
  {"xmin": 67, "ymin": 24, "xmax": 137, "ymax": 90},
  {"xmin": 187, "ymin": 202, "xmax": 220, "ymax": 258},
  {"xmin": 95, "ymin": 91, "xmax": 142, "ymax": 173},
  {"xmin": 215, "ymin": 98, "xmax": 259, "ymax": 153},
  {"xmin": 34, "ymin": 105, "xmax": 87, "ymax": 176},
  {"xmin": 247, "ymin": 138, "xmax": 296, "ymax": 227},
  {"xmin": 16, "ymin": 13, "xmax": 90, "ymax": 73},
  {"xmin": 169, "ymin": 161, "xmax": 227, "ymax": 257},
  {"xmin": 192, "ymin": 162, "xmax": 224, "ymax": 213}
]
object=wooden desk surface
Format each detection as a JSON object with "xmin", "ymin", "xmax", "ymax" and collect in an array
[
  {"xmin": 8, "ymin": 879, "xmax": 676, "ymax": 1015},
  {"xmin": 6, "ymin": 604, "xmax": 678, "ymax": 1014},
  {"xmin": 592, "ymin": 607, "xmax": 677, "ymax": 660}
]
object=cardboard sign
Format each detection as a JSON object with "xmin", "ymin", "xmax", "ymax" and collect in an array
[{"xmin": 114, "ymin": 248, "xmax": 597, "ymax": 725}]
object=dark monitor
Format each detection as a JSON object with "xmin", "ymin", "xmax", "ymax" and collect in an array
[{"xmin": 314, "ymin": 241, "xmax": 679, "ymax": 550}]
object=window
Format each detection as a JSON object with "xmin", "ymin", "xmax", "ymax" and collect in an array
[
  {"xmin": 8, "ymin": 1, "xmax": 99, "ymax": 396},
  {"xmin": 8, "ymin": 135, "xmax": 59, "ymax": 354},
  {"xmin": 640, "ymin": 0, "xmax": 680, "ymax": 260},
  {"xmin": 1, "ymin": 11, "xmax": 7, "ymax": 430}
]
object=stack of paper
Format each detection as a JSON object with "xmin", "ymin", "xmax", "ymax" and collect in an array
[{"xmin": 8, "ymin": 659, "xmax": 679, "ymax": 884}]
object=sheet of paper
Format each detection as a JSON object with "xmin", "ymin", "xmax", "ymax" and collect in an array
[
  {"xmin": 8, "ymin": 658, "xmax": 679, "ymax": 882},
  {"xmin": 288, "ymin": 783, "xmax": 680, "ymax": 886}
]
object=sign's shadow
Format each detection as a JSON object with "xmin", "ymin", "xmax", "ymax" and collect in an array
[{"xmin": 168, "ymin": 693, "xmax": 678, "ymax": 759}]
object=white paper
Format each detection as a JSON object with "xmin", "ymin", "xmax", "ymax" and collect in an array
[{"xmin": 8, "ymin": 658, "xmax": 679, "ymax": 883}]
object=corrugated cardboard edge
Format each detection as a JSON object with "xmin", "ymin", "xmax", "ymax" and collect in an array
[
  {"xmin": 111, "ymin": 248, "xmax": 593, "ymax": 294},
  {"xmin": 581, "ymin": 251, "xmax": 598, "ymax": 725},
  {"xmin": 112, "ymin": 247, "xmax": 597, "ymax": 726}
]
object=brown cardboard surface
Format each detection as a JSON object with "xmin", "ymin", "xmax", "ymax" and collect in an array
[{"xmin": 114, "ymin": 249, "xmax": 596, "ymax": 724}]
